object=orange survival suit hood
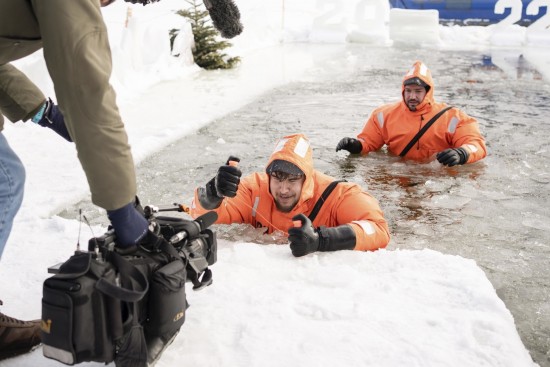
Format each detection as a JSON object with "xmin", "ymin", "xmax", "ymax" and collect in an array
[
  {"xmin": 402, "ymin": 61, "xmax": 435, "ymax": 112},
  {"xmin": 265, "ymin": 134, "xmax": 315, "ymax": 203}
]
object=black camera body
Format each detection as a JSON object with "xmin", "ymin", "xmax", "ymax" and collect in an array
[
  {"xmin": 142, "ymin": 208, "xmax": 218, "ymax": 290},
  {"xmin": 89, "ymin": 207, "xmax": 218, "ymax": 287},
  {"xmin": 42, "ymin": 206, "xmax": 218, "ymax": 366}
]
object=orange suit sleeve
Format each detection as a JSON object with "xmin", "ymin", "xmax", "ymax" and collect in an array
[
  {"xmin": 449, "ymin": 109, "xmax": 487, "ymax": 164},
  {"xmin": 333, "ymin": 186, "xmax": 390, "ymax": 251},
  {"xmin": 357, "ymin": 109, "xmax": 386, "ymax": 155}
]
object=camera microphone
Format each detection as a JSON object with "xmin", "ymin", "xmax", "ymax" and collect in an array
[
  {"xmin": 168, "ymin": 211, "xmax": 218, "ymax": 244},
  {"xmin": 202, "ymin": 0, "xmax": 243, "ymax": 39}
]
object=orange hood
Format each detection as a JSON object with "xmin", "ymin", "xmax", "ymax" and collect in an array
[
  {"xmin": 265, "ymin": 134, "xmax": 315, "ymax": 203},
  {"xmin": 401, "ymin": 61, "xmax": 435, "ymax": 112}
]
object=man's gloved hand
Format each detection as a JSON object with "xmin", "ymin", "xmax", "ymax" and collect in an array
[
  {"xmin": 289, "ymin": 215, "xmax": 357, "ymax": 256},
  {"xmin": 107, "ymin": 201, "xmax": 149, "ymax": 249},
  {"xmin": 215, "ymin": 156, "xmax": 242, "ymax": 197},
  {"xmin": 336, "ymin": 137, "xmax": 362, "ymax": 154},
  {"xmin": 137, "ymin": 229, "xmax": 169, "ymax": 251},
  {"xmin": 436, "ymin": 147, "xmax": 469, "ymax": 167},
  {"xmin": 198, "ymin": 156, "xmax": 241, "ymax": 209},
  {"xmin": 288, "ymin": 214, "xmax": 320, "ymax": 257},
  {"xmin": 32, "ymin": 98, "xmax": 72, "ymax": 142}
]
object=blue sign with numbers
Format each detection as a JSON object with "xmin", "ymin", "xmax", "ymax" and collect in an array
[{"xmin": 388, "ymin": 0, "xmax": 548, "ymax": 25}]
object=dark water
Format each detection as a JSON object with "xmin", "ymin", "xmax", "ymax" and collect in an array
[{"xmin": 61, "ymin": 45, "xmax": 550, "ymax": 365}]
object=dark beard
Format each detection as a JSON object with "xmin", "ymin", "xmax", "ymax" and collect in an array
[
  {"xmin": 407, "ymin": 101, "xmax": 419, "ymax": 111},
  {"xmin": 275, "ymin": 199, "xmax": 297, "ymax": 213}
]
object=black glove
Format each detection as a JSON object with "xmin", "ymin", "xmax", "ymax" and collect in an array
[
  {"xmin": 107, "ymin": 200, "xmax": 149, "ymax": 249},
  {"xmin": 198, "ymin": 156, "xmax": 242, "ymax": 209},
  {"xmin": 336, "ymin": 137, "xmax": 362, "ymax": 154},
  {"xmin": 32, "ymin": 98, "xmax": 72, "ymax": 142},
  {"xmin": 288, "ymin": 214, "xmax": 320, "ymax": 257},
  {"xmin": 215, "ymin": 156, "xmax": 242, "ymax": 197},
  {"xmin": 288, "ymin": 214, "xmax": 357, "ymax": 257},
  {"xmin": 436, "ymin": 147, "xmax": 469, "ymax": 167}
]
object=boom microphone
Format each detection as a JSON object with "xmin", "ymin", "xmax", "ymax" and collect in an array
[
  {"xmin": 203, "ymin": 0, "xmax": 243, "ymax": 39},
  {"xmin": 123, "ymin": 0, "xmax": 160, "ymax": 5}
]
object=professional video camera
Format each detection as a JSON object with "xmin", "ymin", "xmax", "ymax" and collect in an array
[
  {"xmin": 93, "ymin": 203, "xmax": 218, "ymax": 290},
  {"xmin": 41, "ymin": 203, "xmax": 218, "ymax": 367}
]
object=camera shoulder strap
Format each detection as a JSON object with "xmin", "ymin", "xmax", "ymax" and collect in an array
[
  {"xmin": 399, "ymin": 106, "xmax": 453, "ymax": 158},
  {"xmin": 96, "ymin": 251, "xmax": 149, "ymax": 302},
  {"xmin": 308, "ymin": 180, "xmax": 347, "ymax": 223}
]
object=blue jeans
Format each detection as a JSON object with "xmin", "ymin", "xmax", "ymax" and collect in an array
[{"xmin": 0, "ymin": 133, "xmax": 25, "ymax": 259}]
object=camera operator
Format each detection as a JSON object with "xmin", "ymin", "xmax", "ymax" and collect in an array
[
  {"xmin": 191, "ymin": 134, "xmax": 390, "ymax": 257},
  {"xmin": 0, "ymin": 0, "xmax": 241, "ymax": 360},
  {"xmin": 0, "ymin": 1, "xmax": 151, "ymax": 358}
]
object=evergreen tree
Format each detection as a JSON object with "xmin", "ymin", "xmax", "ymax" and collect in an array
[{"xmin": 170, "ymin": 0, "xmax": 240, "ymax": 70}]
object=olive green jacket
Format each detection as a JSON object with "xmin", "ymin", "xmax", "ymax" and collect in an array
[{"xmin": 0, "ymin": 0, "xmax": 136, "ymax": 210}]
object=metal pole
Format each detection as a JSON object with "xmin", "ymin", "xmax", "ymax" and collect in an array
[{"xmin": 281, "ymin": 0, "xmax": 285, "ymax": 31}]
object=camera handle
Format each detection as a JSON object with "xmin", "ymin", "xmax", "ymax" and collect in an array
[{"xmin": 143, "ymin": 203, "xmax": 190, "ymax": 218}]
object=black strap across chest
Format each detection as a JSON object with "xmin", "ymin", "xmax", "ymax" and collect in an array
[
  {"xmin": 308, "ymin": 180, "xmax": 346, "ymax": 223},
  {"xmin": 399, "ymin": 106, "xmax": 453, "ymax": 157}
]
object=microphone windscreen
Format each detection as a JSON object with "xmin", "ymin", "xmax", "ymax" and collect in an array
[
  {"xmin": 123, "ymin": 0, "xmax": 160, "ymax": 5},
  {"xmin": 203, "ymin": 0, "xmax": 243, "ymax": 39}
]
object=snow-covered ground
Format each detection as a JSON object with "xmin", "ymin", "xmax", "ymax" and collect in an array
[{"xmin": 1, "ymin": 0, "xmax": 548, "ymax": 366}]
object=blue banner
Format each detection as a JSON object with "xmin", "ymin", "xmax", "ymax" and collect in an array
[{"xmin": 388, "ymin": 0, "xmax": 547, "ymax": 25}]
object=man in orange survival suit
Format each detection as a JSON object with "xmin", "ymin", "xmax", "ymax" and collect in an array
[
  {"xmin": 191, "ymin": 134, "xmax": 390, "ymax": 257},
  {"xmin": 336, "ymin": 61, "xmax": 487, "ymax": 167}
]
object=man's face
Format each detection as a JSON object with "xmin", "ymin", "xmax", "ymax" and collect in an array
[
  {"xmin": 404, "ymin": 85, "xmax": 427, "ymax": 111},
  {"xmin": 269, "ymin": 172, "xmax": 305, "ymax": 213}
]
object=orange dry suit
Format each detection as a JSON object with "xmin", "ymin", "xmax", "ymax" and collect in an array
[
  {"xmin": 357, "ymin": 61, "xmax": 487, "ymax": 163},
  {"xmin": 191, "ymin": 134, "xmax": 390, "ymax": 251}
]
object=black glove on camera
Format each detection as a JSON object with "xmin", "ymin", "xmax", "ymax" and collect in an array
[
  {"xmin": 436, "ymin": 147, "xmax": 469, "ymax": 167},
  {"xmin": 107, "ymin": 200, "xmax": 149, "ymax": 249},
  {"xmin": 336, "ymin": 137, "xmax": 362, "ymax": 154},
  {"xmin": 288, "ymin": 214, "xmax": 356, "ymax": 257},
  {"xmin": 198, "ymin": 156, "xmax": 242, "ymax": 209}
]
